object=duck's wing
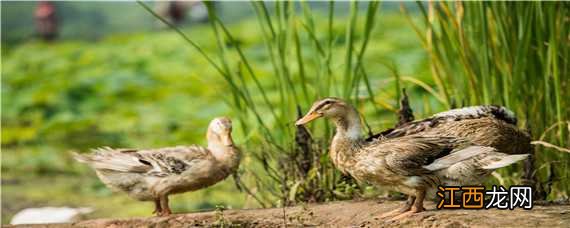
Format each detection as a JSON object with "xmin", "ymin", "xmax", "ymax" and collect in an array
[
  {"xmin": 366, "ymin": 105, "xmax": 517, "ymax": 141},
  {"xmin": 136, "ymin": 146, "xmax": 211, "ymax": 177},
  {"xmin": 74, "ymin": 146, "xmax": 211, "ymax": 177},
  {"xmin": 368, "ymin": 118, "xmax": 443, "ymax": 140},
  {"xmin": 371, "ymin": 135, "xmax": 526, "ymax": 183},
  {"xmin": 374, "ymin": 136, "xmax": 470, "ymax": 177}
]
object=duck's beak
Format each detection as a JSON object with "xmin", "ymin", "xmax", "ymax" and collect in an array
[
  {"xmin": 295, "ymin": 112, "xmax": 322, "ymax": 125},
  {"xmin": 221, "ymin": 133, "xmax": 234, "ymax": 146}
]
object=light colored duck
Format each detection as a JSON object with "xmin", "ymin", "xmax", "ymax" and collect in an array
[
  {"xmin": 296, "ymin": 98, "xmax": 529, "ymax": 220},
  {"xmin": 74, "ymin": 117, "xmax": 240, "ymax": 216}
]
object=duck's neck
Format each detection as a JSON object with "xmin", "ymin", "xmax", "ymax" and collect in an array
[
  {"xmin": 333, "ymin": 110, "xmax": 363, "ymax": 141},
  {"xmin": 208, "ymin": 142, "xmax": 241, "ymax": 172},
  {"xmin": 330, "ymin": 107, "xmax": 363, "ymax": 169}
]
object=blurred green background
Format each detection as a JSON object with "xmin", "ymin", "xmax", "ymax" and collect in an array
[{"xmin": 2, "ymin": 1, "xmax": 568, "ymax": 224}]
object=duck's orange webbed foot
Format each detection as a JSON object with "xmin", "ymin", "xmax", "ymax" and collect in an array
[
  {"xmin": 387, "ymin": 204, "xmax": 425, "ymax": 222},
  {"xmin": 385, "ymin": 190, "xmax": 426, "ymax": 223},
  {"xmin": 377, "ymin": 196, "xmax": 415, "ymax": 219}
]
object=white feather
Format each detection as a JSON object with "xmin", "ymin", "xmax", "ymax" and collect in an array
[
  {"xmin": 499, "ymin": 107, "xmax": 516, "ymax": 120},
  {"xmin": 423, "ymin": 146, "xmax": 495, "ymax": 171},
  {"xmin": 433, "ymin": 106, "xmax": 486, "ymax": 118},
  {"xmin": 432, "ymin": 105, "xmax": 517, "ymax": 124},
  {"xmin": 482, "ymin": 154, "xmax": 528, "ymax": 170}
]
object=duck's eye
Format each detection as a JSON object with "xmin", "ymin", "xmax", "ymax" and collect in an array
[
  {"xmin": 321, "ymin": 104, "xmax": 334, "ymax": 111},
  {"xmin": 321, "ymin": 100, "xmax": 334, "ymax": 108}
]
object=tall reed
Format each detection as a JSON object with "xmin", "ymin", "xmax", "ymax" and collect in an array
[
  {"xmin": 138, "ymin": 1, "xmax": 384, "ymax": 206},
  {"xmin": 405, "ymin": 1, "xmax": 569, "ymax": 199}
]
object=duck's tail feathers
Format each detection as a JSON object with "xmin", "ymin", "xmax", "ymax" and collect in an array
[
  {"xmin": 423, "ymin": 146, "xmax": 495, "ymax": 171},
  {"xmin": 73, "ymin": 152, "xmax": 92, "ymax": 163},
  {"xmin": 482, "ymin": 154, "xmax": 529, "ymax": 170},
  {"xmin": 72, "ymin": 149, "xmax": 149, "ymax": 173}
]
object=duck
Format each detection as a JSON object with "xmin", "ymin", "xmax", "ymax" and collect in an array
[
  {"xmin": 296, "ymin": 98, "xmax": 530, "ymax": 220},
  {"xmin": 74, "ymin": 117, "xmax": 240, "ymax": 216}
]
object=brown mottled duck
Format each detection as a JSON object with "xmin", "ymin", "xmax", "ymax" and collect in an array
[
  {"xmin": 74, "ymin": 117, "xmax": 240, "ymax": 216},
  {"xmin": 296, "ymin": 98, "xmax": 530, "ymax": 220}
]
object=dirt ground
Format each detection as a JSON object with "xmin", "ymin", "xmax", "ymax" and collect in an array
[{"xmin": 5, "ymin": 199, "xmax": 570, "ymax": 227}]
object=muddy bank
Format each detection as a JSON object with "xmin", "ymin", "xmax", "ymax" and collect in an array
[{"xmin": 6, "ymin": 199, "xmax": 569, "ymax": 227}]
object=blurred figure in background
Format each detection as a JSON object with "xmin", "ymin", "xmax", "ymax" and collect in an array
[
  {"xmin": 167, "ymin": 1, "xmax": 187, "ymax": 24},
  {"xmin": 156, "ymin": 1, "xmax": 189, "ymax": 25},
  {"xmin": 35, "ymin": 1, "xmax": 58, "ymax": 41},
  {"xmin": 11, "ymin": 207, "xmax": 93, "ymax": 225},
  {"xmin": 155, "ymin": 1, "xmax": 211, "ymax": 26}
]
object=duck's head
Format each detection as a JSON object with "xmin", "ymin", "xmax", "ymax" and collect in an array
[
  {"xmin": 207, "ymin": 117, "xmax": 234, "ymax": 146},
  {"xmin": 296, "ymin": 98, "xmax": 354, "ymax": 125}
]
